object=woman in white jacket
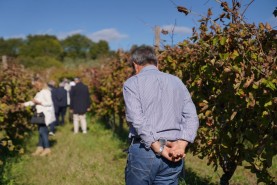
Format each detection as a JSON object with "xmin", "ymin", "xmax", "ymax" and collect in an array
[{"xmin": 24, "ymin": 78, "xmax": 55, "ymax": 156}]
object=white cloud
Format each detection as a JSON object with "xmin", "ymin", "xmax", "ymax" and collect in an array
[
  {"xmin": 88, "ymin": 28, "xmax": 128, "ymax": 42},
  {"xmin": 161, "ymin": 25, "xmax": 192, "ymax": 35}
]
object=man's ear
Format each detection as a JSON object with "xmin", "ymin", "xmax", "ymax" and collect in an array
[{"xmin": 133, "ymin": 62, "xmax": 138, "ymax": 74}]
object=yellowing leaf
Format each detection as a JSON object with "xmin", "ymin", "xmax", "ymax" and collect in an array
[
  {"xmin": 230, "ymin": 50, "xmax": 239, "ymax": 60},
  {"xmin": 19, "ymin": 148, "xmax": 25, "ymax": 154},
  {"xmin": 198, "ymin": 113, "xmax": 205, "ymax": 120},
  {"xmin": 264, "ymin": 101, "xmax": 272, "ymax": 108},
  {"xmin": 266, "ymin": 81, "xmax": 276, "ymax": 91},
  {"xmin": 8, "ymin": 145, "xmax": 15, "ymax": 151},
  {"xmin": 219, "ymin": 53, "xmax": 229, "ymax": 60},
  {"xmin": 220, "ymin": 37, "xmax": 227, "ymax": 45},
  {"xmin": 205, "ymin": 110, "xmax": 212, "ymax": 117},
  {"xmin": 252, "ymin": 83, "xmax": 259, "ymax": 89},
  {"xmin": 262, "ymin": 111, "xmax": 269, "ymax": 116},
  {"xmin": 251, "ymin": 53, "xmax": 257, "ymax": 60},
  {"xmin": 212, "ymin": 37, "xmax": 218, "ymax": 46},
  {"xmin": 1, "ymin": 141, "xmax": 7, "ymax": 146}
]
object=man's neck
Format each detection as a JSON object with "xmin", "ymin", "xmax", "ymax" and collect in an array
[{"xmin": 134, "ymin": 64, "xmax": 154, "ymax": 74}]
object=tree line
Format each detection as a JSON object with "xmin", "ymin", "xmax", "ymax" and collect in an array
[{"xmin": 0, "ymin": 34, "xmax": 113, "ymax": 68}]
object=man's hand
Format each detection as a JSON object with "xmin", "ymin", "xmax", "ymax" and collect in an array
[
  {"xmin": 166, "ymin": 140, "xmax": 188, "ymax": 161},
  {"xmin": 151, "ymin": 140, "xmax": 189, "ymax": 162},
  {"xmin": 151, "ymin": 141, "xmax": 173, "ymax": 161}
]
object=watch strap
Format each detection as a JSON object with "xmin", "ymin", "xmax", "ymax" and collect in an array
[{"xmin": 156, "ymin": 145, "xmax": 164, "ymax": 156}]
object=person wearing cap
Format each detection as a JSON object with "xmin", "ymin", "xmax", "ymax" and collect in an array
[
  {"xmin": 70, "ymin": 77, "xmax": 91, "ymax": 134},
  {"xmin": 123, "ymin": 45, "xmax": 199, "ymax": 185}
]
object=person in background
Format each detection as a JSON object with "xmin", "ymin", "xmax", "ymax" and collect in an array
[
  {"xmin": 63, "ymin": 78, "xmax": 71, "ymax": 107},
  {"xmin": 23, "ymin": 78, "xmax": 56, "ymax": 156},
  {"xmin": 55, "ymin": 82, "xmax": 68, "ymax": 126},
  {"xmin": 48, "ymin": 80, "xmax": 57, "ymax": 136},
  {"xmin": 123, "ymin": 46, "xmax": 199, "ymax": 185},
  {"xmin": 70, "ymin": 77, "xmax": 91, "ymax": 134}
]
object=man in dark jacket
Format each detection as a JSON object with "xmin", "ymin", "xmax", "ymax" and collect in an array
[
  {"xmin": 70, "ymin": 77, "xmax": 91, "ymax": 134},
  {"xmin": 55, "ymin": 82, "xmax": 68, "ymax": 126}
]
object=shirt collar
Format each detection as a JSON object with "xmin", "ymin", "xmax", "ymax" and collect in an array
[{"xmin": 140, "ymin": 65, "xmax": 158, "ymax": 73}]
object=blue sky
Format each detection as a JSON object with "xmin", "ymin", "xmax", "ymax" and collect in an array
[{"xmin": 0, "ymin": 0, "xmax": 276, "ymax": 51}]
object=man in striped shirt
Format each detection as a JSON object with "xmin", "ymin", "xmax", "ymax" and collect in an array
[{"xmin": 123, "ymin": 45, "xmax": 199, "ymax": 185}]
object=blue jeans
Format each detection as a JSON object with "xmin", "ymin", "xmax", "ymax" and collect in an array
[
  {"xmin": 38, "ymin": 125, "xmax": 50, "ymax": 148},
  {"xmin": 125, "ymin": 143, "xmax": 183, "ymax": 185}
]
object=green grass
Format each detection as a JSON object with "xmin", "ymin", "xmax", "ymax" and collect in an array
[
  {"xmin": 7, "ymin": 117, "xmax": 127, "ymax": 185},
  {"xmin": 181, "ymin": 154, "xmax": 257, "ymax": 185},
  {"xmin": 3, "ymin": 115, "xmax": 276, "ymax": 185},
  {"xmin": 182, "ymin": 151, "xmax": 276, "ymax": 185}
]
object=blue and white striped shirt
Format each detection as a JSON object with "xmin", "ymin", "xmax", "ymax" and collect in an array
[{"xmin": 123, "ymin": 65, "xmax": 199, "ymax": 149}]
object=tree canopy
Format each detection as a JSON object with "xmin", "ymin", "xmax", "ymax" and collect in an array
[
  {"xmin": 20, "ymin": 35, "xmax": 63, "ymax": 59},
  {"xmin": 61, "ymin": 34, "xmax": 93, "ymax": 59}
]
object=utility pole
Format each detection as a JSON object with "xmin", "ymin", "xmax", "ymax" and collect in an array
[{"xmin": 154, "ymin": 26, "xmax": 160, "ymax": 51}]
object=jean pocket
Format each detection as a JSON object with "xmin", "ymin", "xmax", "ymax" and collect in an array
[
  {"xmin": 126, "ymin": 153, "xmax": 155, "ymax": 181},
  {"xmin": 166, "ymin": 159, "xmax": 184, "ymax": 174}
]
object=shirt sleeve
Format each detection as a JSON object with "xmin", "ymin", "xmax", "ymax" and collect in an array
[
  {"xmin": 123, "ymin": 79, "xmax": 154, "ymax": 149},
  {"xmin": 24, "ymin": 101, "xmax": 35, "ymax": 107},
  {"xmin": 179, "ymin": 85, "xmax": 199, "ymax": 143}
]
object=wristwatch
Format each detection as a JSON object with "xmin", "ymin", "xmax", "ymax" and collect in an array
[
  {"xmin": 156, "ymin": 146, "xmax": 164, "ymax": 156},
  {"xmin": 156, "ymin": 138, "xmax": 167, "ymax": 156}
]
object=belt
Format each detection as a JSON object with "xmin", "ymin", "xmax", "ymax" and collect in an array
[{"xmin": 130, "ymin": 137, "xmax": 142, "ymax": 144}]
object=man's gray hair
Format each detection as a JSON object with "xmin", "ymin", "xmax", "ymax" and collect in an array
[{"xmin": 130, "ymin": 45, "xmax": 157, "ymax": 66}]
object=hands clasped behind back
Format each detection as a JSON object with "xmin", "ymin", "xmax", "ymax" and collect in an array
[{"xmin": 153, "ymin": 140, "xmax": 188, "ymax": 162}]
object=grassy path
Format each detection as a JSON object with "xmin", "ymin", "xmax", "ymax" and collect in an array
[{"xmin": 9, "ymin": 118, "xmax": 127, "ymax": 185}]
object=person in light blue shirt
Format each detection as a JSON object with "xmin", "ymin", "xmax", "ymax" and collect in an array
[{"xmin": 123, "ymin": 45, "xmax": 199, "ymax": 185}]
